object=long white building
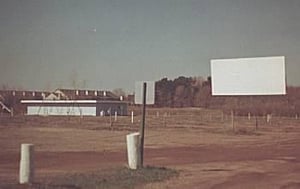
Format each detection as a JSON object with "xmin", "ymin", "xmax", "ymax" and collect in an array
[{"xmin": 21, "ymin": 100, "xmax": 128, "ymax": 116}]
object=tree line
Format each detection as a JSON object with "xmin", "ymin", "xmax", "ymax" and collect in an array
[{"xmin": 155, "ymin": 76, "xmax": 300, "ymax": 116}]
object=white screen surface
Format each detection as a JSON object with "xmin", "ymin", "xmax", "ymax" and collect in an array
[{"xmin": 211, "ymin": 56, "xmax": 286, "ymax": 96}]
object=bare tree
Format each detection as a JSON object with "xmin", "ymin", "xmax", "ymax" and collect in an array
[{"xmin": 113, "ymin": 88, "xmax": 126, "ymax": 97}]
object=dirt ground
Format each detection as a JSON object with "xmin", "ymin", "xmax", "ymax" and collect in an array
[{"xmin": 0, "ymin": 108, "xmax": 300, "ymax": 189}]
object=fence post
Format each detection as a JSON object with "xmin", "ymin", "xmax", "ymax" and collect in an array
[{"xmin": 131, "ymin": 111, "xmax": 134, "ymax": 124}]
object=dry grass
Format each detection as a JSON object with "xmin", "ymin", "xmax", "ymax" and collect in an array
[{"xmin": 0, "ymin": 166, "xmax": 178, "ymax": 189}]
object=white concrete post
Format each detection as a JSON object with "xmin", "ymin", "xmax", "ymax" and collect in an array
[
  {"xmin": 114, "ymin": 111, "xmax": 117, "ymax": 121},
  {"xmin": 131, "ymin": 111, "xmax": 134, "ymax": 124},
  {"xmin": 19, "ymin": 144, "xmax": 34, "ymax": 184},
  {"xmin": 126, "ymin": 132, "xmax": 140, "ymax": 169},
  {"xmin": 248, "ymin": 112, "xmax": 251, "ymax": 120}
]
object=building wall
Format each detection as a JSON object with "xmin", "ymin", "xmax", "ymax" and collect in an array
[
  {"xmin": 96, "ymin": 102, "xmax": 128, "ymax": 116},
  {"xmin": 27, "ymin": 106, "xmax": 96, "ymax": 116},
  {"xmin": 23, "ymin": 101, "xmax": 128, "ymax": 116}
]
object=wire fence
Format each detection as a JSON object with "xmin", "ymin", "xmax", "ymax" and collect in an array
[{"xmin": 1, "ymin": 107, "xmax": 299, "ymax": 133}]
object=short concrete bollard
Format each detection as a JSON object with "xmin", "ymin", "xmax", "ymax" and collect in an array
[
  {"xmin": 126, "ymin": 132, "xmax": 140, "ymax": 169},
  {"xmin": 19, "ymin": 144, "xmax": 34, "ymax": 184}
]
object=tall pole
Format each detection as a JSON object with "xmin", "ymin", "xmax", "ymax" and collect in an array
[{"xmin": 139, "ymin": 82, "xmax": 147, "ymax": 168}]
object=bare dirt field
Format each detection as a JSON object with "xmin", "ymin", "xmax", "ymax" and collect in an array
[{"xmin": 0, "ymin": 107, "xmax": 300, "ymax": 189}]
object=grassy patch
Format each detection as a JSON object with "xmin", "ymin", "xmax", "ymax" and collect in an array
[
  {"xmin": 0, "ymin": 166, "xmax": 178, "ymax": 189},
  {"xmin": 233, "ymin": 127, "xmax": 260, "ymax": 136},
  {"xmin": 218, "ymin": 127, "xmax": 261, "ymax": 136}
]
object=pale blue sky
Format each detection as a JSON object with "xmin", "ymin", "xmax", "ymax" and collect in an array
[{"xmin": 1, "ymin": 0, "xmax": 300, "ymax": 92}]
